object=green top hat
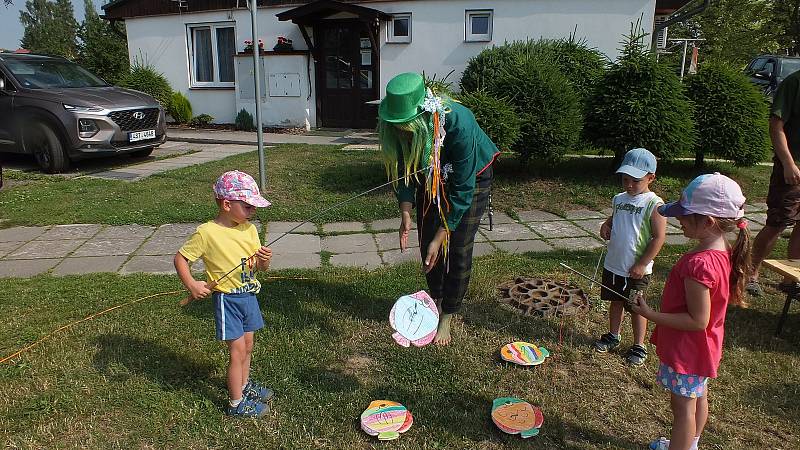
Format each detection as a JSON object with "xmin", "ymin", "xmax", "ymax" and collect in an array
[{"xmin": 379, "ymin": 72, "xmax": 427, "ymax": 123}]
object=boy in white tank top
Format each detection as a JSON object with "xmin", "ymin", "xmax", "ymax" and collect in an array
[{"xmin": 594, "ymin": 148, "xmax": 667, "ymax": 366}]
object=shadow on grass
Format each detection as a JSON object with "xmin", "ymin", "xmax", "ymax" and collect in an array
[
  {"xmin": 745, "ymin": 381, "xmax": 800, "ymax": 422},
  {"xmin": 724, "ymin": 304, "xmax": 800, "ymax": 354},
  {"xmin": 92, "ymin": 334, "xmax": 225, "ymax": 404}
]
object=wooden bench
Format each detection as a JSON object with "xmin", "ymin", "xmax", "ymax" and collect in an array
[{"xmin": 762, "ymin": 259, "xmax": 800, "ymax": 336}]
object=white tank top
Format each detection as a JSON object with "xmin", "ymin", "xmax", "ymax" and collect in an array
[{"xmin": 604, "ymin": 191, "xmax": 663, "ymax": 277}]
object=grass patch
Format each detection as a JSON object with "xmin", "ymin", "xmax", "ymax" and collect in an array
[
  {"xmin": 1, "ymin": 247, "xmax": 798, "ymax": 448},
  {"xmin": 0, "ymin": 146, "xmax": 773, "ymax": 226}
]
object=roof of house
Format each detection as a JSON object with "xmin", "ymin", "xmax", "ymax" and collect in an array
[{"xmin": 103, "ymin": 0, "xmax": 694, "ymax": 20}]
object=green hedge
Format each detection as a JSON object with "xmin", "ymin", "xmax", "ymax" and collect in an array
[
  {"xmin": 168, "ymin": 92, "xmax": 192, "ymax": 124},
  {"xmin": 685, "ymin": 61, "xmax": 770, "ymax": 166},
  {"xmin": 457, "ymin": 90, "xmax": 521, "ymax": 151}
]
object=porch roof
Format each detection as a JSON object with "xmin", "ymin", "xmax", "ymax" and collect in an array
[{"xmin": 276, "ymin": 0, "xmax": 391, "ymax": 25}]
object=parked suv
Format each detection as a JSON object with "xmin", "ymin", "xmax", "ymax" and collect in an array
[
  {"xmin": 0, "ymin": 53, "xmax": 166, "ymax": 173},
  {"xmin": 745, "ymin": 54, "xmax": 800, "ymax": 97}
]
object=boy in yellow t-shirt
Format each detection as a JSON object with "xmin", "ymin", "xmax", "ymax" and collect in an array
[{"xmin": 174, "ymin": 170, "xmax": 274, "ymax": 418}]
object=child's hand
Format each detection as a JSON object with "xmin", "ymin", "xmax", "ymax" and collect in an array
[
  {"xmin": 399, "ymin": 211, "xmax": 413, "ymax": 252},
  {"xmin": 188, "ymin": 280, "xmax": 211, "ymax": 299},
  {"xmin": 254, "ymin": 246, "xmax": 272, "ymax": 267},
  {"xmin": 600, "ymin": 221, "xmax": 612, "ymax": 240},
  {"xmin": 629, "ymin": 292, "xmax": 651, "ymax": 316},
  {"xmin": 629, "ymin": 263, "xmax": 646, "ymax": 279}
]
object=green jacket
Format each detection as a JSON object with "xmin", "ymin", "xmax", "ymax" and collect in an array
[{"xmin": 396, "ymin": 102, "xmax": 500, "ymax": 229}]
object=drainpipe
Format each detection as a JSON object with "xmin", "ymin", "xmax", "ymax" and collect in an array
[{"xmin": 651, "ymin": 0, "xmax": 710, "ymax": 49}]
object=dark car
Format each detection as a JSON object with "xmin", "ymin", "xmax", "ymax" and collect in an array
[
  {"xmin": 746, "ymin": 55, "xmax": 800, "ymax": 97},
  {"xmin": 0, "ymin": 53, "xmax": 166, "ymax": 173}
]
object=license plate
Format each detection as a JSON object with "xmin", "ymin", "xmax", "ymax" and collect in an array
[{"xmin": 129, "ymin": 129, "xmax": 155, "ymax": 142}]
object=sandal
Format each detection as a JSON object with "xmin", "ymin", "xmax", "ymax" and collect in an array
[
  {"xmin": 593, "ymin": 333, "xmax": 621, "ymax": 353},
  {"xmin": 745, "ymin": 281, "xmax": 763, "ymax": 297},
  {"xmin": 624, "ymin": 344, "xmax": 648, "ymax": 366},
  {"xmin": 649, "ymin": 437, "xmax": 669, "ymax": 450}
]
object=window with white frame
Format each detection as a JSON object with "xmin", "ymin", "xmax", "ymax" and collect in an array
[
  {"xmin": 387, "ymin": 13, "xmax": 412, "ymax": 43},
  {"xmin": 188, "ymin": 23, "xmax": 236, "ymax": 87},
  {"xmin": 465, "ymin": 10, "xmax": 493, "ymax": 42}
]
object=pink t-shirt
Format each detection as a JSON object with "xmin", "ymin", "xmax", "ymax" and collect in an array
[{"xmin": 650, "ymin": 249, "xmax": 731, "ymax": 378}]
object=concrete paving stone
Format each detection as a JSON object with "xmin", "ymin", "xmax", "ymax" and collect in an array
[
  {"xmin": 480, "ymin": 211, "xmax": 516, "ymax": 225},
  {"xmin": 369, "ymin": 218, "xmax": 415, "ymax": 231},
  {"xmin": 265, "ymin": 233, "xmax": 321, "ymax": 253},
  {"xmin": 374, "ymin": 231, "xmax": 418, "ymax": 251},
  {"xmin": 136, "ymin": 235, "xmax": 188, "ymax": 255},
  {"xmin": 549, "ymin": 237, "xmax": 604, "ymax": 251},
  {"xmin": 494, "ymin": 239, "xmax": 554, "ymax": 254},
  {"xmin": 530, "ymin": 221, "xmax": 589, "ymax": 239},
  {"xmin": 481, "ymin": 223, "xmax": 537, "ymax": 241},
  {"xmin": 37, "ymin": 224, "xmax": 102, "ymax": 241},
  {"xmin": 748, "ymin": 221, "xmax": 764, "ymax": 233},
  {"xmin": 322, "ymin": 221, "xmax": 366, "ymax": 233},
  {"xmin": 666, "ymin": 217, "xmax": 681, "ymax": 229},
  {"xmin": 72, "ymin": 238, "xmax": 145, "ymax": 257},
  {"xmin": 329, "ymin": 251, "xmax": 383, "ymax": 269},
  {"xmin": 0, "ymin": 241, "xmax": 25, "ymax": 258},
  {"xmin": 573, "ymin": 218, "xmax": 606, "ymax": 238},
  {"xmin": 745, "ymin": 213, "xmax": 767, "ymax": 225},
  {"xmin": 0, "ymin": 226, "xmax": 50, "ymax": 243},
  {"xmin": 666, "ymin": 223, "xmax": 684, "ymax": 235},
  {"xmin": 94, "ymin": 225, "xmax": 155, "ymax": 240},
  {"xmin": 265, "ymin": 221, "xmax": 318, "ymax": 233},
  {"xmin": 152, "ymin": 223, "xmax": 202, "ymax": 238},
  {"xmin": 381, "ymin": 249, "xmax": 422, "ymax": 265},
  {"xmin": 0, "ymin": 258, "xmax": 60, "ymax": 277},
  {"xmin": 7, "ymin": 239, "xmax": 85, "ymax": 259},
  {"xmin": 190, "ymin": 259, "xmax": 206, "ymax": 274},
  {"xmin": 517, "ymin": 210, "xmax": 563, "ymax": 222},
  {"xmin": 564, "ymin": 209, "xmax": 606, "ymax": 220},
  {"xmin": 120, "ymin": 255, "xmax": 176, "ymax": 274},
  {"xmin": 601, "ymin": 207, "xmax": 614, "ymax": 216},
  {"xmin": 270, "ymin": 252, "xmax": 321, "ymax": 269},
  {"xmin": 53, "ymin": 256, "xmax": 127, "ymax": 276},
  {"xmin": 322, "ymin": 233, "xmax": 377, "ymax": 254},
  {"xmin": 91, "ymin": 171, "xmax": 140, "ymax": 180},
  {"xmin": 665, "ymin": 234, "xmax": 690, "ymax": 246},
  {"xmin": 747, "ymin": 202, "xmax": 767, "ymax": 212},
  {"xmin": 472, "ymin": 242, "xmax": 497, "ymax": 257}
]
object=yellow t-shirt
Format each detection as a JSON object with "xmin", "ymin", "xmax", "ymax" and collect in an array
[{"xmin": 179, "ymin": 221, "xmax": 262, "ymax": 294}]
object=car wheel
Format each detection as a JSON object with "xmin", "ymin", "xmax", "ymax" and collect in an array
[
  {"xmin": 26, "ymin": 121, "xmax": 69, "ymax": 173},
  {"xmin": 130, "ymin": 147, "xmax": 154, "ymax": 158}
]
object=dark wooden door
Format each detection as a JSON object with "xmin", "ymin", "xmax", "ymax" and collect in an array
[{"xmin": 316, "ymin": 20, "xmax": 378, "ymax": 129}]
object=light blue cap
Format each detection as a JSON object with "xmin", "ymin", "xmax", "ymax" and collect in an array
[{"xmin": 616, "ymin": 148, "xmax": 657, "ymax": 179}]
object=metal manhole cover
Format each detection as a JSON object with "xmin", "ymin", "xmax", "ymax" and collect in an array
[{"xmin": 497, "ymin": 277, "xmax": 590, "ymax": 317}]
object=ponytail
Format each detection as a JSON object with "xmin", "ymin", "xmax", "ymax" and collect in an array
[{"xmin": 715, "ymin": 218, "xmax": 751, "ymax": 307}]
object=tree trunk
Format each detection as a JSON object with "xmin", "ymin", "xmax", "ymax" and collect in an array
[{"xmin": 695, "ymin": 150, "xmax": 705, "ymax": 168}]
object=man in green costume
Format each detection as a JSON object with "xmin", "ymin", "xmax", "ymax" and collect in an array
[{"xmin": 378, "ymin": 72, "xmax": 500, "ymax": 345}]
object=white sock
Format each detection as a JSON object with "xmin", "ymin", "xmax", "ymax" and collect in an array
[
  {"xmin": 610, "ymin": 332, "xmax": 620, "ymax": 339},
  {"xmin": 691, "ymin": 436, "xmax": 700, "ymax": 449},
  {"xmin": 229, "ymin": 397, "xmax": 243, "ymax": 408}
]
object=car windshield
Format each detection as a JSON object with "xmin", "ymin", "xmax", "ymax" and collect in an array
[
  {"xmin": 4, "ymin": 58, "xmax": 107, "ymax": 89},
  {"xmin": 781, "ymin": 59, "xmax": 800, "ymax": 78}
]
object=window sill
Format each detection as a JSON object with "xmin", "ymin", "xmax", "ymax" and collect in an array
[
  {"xmin": 386, "ymin": 40, "xmax": 412, "ymax": 44},
  {"xmin": 465, "ymin": 38, "xmax": 492, "ymax": 43},
  {"xmin": 189, "ymin": 86, "xmax": 235, "ymax": 90}
]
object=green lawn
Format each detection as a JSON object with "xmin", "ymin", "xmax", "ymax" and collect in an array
[
  {"xmin": 2, "ymin": 246, "xmax": 798, "ymax": 449},
  {"xmin": 0, "ymin": 145, "xmax": 774, "ymax": 227}
]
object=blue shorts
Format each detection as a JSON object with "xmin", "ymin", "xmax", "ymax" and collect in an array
[
  {"xmin": 656, "ymin": 363, "xmax": 709, "ymax": 398},
  {"xmin": 213, "ymin": 292, "xmax": 264, "ymax": 341}
]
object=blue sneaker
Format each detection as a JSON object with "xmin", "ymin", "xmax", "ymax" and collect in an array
[
  {"xmin": 243, "ymin": 379, "xmax": 275, "ymax": 403},
  {"xmin": 226, "ymin": 398, "xmax": 268, "ymax": 418}
]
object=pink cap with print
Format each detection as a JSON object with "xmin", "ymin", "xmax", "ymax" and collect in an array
[
  {"xmin": 659, "ymin": 172, "xmax": 745, "ymax": 219},
  {"xmin": 213, "ymin": 170, "xmax": 271, "ymax": 207}
]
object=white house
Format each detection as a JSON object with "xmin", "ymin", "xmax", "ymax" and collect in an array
[{"xmin": 103, "ymin": 0, "xmax": 690, "ymax": 129}]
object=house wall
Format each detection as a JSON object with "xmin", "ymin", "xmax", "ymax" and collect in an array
[{"xmin": 123, "ymin": 0, "xmax": 657, "ymax": 126}]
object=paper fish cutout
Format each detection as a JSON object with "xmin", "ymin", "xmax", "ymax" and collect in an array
[
  {"xmin": 491, "ymin": 397, "xmax": 543, "ymax": 438},
  {"xmin": 500, "ymin": 341, "xmax": 550, "ymax": 366},
  {"xmin": 389, "ymin": 290, "xmax": 439, "ymax": 347},
  {"xmin": 360, "ymin": 400, "xmax": 414, "ymax": 441}
]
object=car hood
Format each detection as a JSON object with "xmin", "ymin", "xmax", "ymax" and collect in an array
[{"xmin": 20, "ymin": 86, "xmax": 161, "ymax": 109}]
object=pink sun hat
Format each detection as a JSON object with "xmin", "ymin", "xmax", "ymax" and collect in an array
[
  {"xmin": 213, "ymin": 170, "xmax": 271, "ymax": 207},
  {"xmin": 659, "ymin": 172, "xmax": 745, "ymax": 219}
]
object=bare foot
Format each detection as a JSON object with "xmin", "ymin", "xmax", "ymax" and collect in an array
[{"xmin": 434, "ymin": 313, "xmax": 452, "ymax": 346}]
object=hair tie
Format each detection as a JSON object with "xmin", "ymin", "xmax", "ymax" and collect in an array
[{"xmin": 737, "ymin": 219, "xmax": 748, "ymax": 230}]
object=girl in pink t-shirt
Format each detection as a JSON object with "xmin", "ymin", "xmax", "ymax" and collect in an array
[{"xmin": 632, "ymin": 173, "xmax": 751, "ymax": 450}]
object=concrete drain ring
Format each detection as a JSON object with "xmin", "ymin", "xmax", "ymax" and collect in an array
[{"xmin": 497, "ymin": 277, "xmax": 590, "ymax": 317}]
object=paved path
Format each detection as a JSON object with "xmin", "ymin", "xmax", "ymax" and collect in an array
[{"xmin": 0, "ymin": 205, "xmax": 768, "ymax": 278}]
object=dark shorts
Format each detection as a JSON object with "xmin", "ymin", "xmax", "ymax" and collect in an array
[
  {"xmin": 600, "ymin": 268, "xmax": 650, "ymax": 301},
  {"xmin": 766, "ymin": 157, "xmax": 800, "ymax": 227}
]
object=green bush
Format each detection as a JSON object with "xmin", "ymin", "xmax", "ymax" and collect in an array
[
  {"xmin": 235, "ymin": 108, "xmax": 256, "ymax": 131},
  {"xmin": 168, "ymin": 92, "xmax": 192, "ymax": 124},
  {"xmin": 460, "ymin": 36, "xmax": 605, "ymax": 104},
  {"xmin": 423, "ymin": 70, "xmax": 456, "ymax": 98},
  {"xmin": 585, "ymin": 28, "xmax": 696, "ymax": 161},
  {"xmin": 119, "ymin": 60, "xmax": 172, "ymax": 111},
  {"xmin": 684, "ymin": 61, "xmax": 770, "ymax": 166},
  {"xmin": 189, "ymin": 114, "xmax": 215, "ymax": 128},
  {"xmin": 457, "ymin": 90, "xmax": 521, "ymax": 151}
]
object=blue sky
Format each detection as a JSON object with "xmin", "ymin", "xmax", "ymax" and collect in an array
[{"xmin": 0, "ymin": 0, "xmax": 103, "ymax": 50}]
